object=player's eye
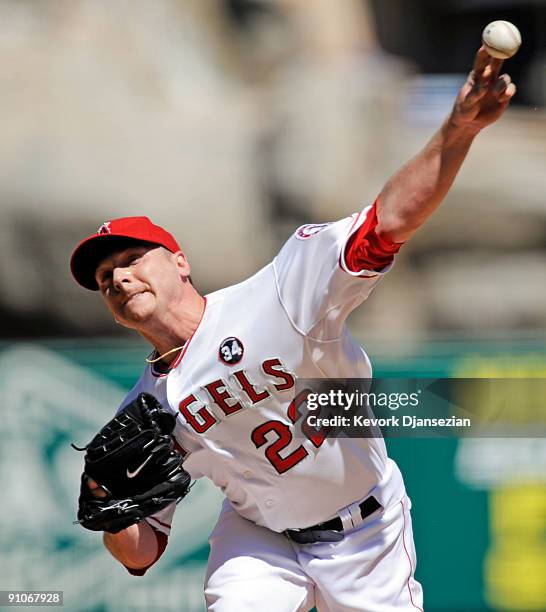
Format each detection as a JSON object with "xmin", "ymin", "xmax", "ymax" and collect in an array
[
  {"xmin": 127, "ymin": 252, "xmax": 143, "ymax": 266},
  {"xmin": 98, "ymin": 270, "xmax": 112, "ymax": 285}
]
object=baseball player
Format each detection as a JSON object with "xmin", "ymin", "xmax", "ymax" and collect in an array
[{"xmin": 71, "ymin": 48, "xmax": 515, "ymax": 611}]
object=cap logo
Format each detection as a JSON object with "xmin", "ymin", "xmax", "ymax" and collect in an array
[{"xmin": 97, "ymin": 221, "xmax": 112, "ymax": 235}]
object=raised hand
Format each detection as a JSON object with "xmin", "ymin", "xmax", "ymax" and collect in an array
[{"xmin": 451, "ymin": 46, "xmax": 516, "ymax": 132}]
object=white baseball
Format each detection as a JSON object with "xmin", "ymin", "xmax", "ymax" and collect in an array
[{"xmin": 482, "ymin": 21, "xmax": 522, "ymax": 59}]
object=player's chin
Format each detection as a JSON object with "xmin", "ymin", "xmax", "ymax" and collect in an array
[
  {"xmin": 121, "ymin": 295, "xmax": 155, "ymax": 325},
  {"xmin": 124, "ymin": 308, "xmax": 154, "ymax": 325}
]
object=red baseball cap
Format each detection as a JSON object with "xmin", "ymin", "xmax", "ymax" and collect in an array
[{"xmin": 70, "ymin": 216, "xmax": 181, "ymax": 291}]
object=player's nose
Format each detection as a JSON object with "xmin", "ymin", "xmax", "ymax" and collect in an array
[{"xmin": 112, "ymin": 266, "xmax": 133, "ymax": 293}]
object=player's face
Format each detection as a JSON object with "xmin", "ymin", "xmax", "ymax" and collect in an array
[{"xmin": 95, "ymin": 245, "xmax": 186, "ymax": 328}]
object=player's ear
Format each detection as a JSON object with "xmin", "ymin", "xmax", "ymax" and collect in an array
[{"xmin": 174, "ymin": 250, "xmax": 191, "ymax": 281}]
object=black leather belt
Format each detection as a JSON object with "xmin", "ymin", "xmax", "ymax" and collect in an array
[{"xmin": 285, "ymin": 496, "xmax": 381, "ymax": 544}]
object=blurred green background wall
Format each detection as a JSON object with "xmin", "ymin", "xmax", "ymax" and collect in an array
[{"xmin": 1, "ymin": 338, "xmax": 544, "ymax": 612}]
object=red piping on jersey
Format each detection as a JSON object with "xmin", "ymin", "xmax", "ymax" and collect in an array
[
  {"xmin": 172, "ymin": 438, "xmax": 189, "ymax": 459},
  {"xmin": 400, "ymin": 499, "xmax": 424, "ymax": 612},
  {"xmin": 147, "ymin": 516, "xmax": 171, "ymax": 531},
  {"xmin": 348, "ymin": 209, "xmax": 363, "ymax": 235},
  {"xmin": 151, "ymin": 296, "xmax": 208, "ymax": 377}
]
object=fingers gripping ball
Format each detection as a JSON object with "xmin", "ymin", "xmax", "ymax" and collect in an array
[
  {"xmin": 482, "ymin": 21, "xmax": 522, "ymax": 60},
  {"xmin": 74, "ymin": 393, "xmax": 191, "ymax": 533}
]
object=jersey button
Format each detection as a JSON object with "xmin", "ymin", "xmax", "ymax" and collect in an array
[
  {"xmin": 243, "ymin": 470, "xmax": 252, "ymax": 479},
  {"xmin": 265, "ymin": 499, "xmax": 275, "ymax": 508}
]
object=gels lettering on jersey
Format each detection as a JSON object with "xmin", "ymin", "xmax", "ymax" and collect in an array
[{"xmin": 176, "ymin": 358, "xmax": 296, "ymax": 433}]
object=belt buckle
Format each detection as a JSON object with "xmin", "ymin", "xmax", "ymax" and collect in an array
[
  {"xmin": 345, "ymin": 500, "xmax": 366, "ymax": 530},
  {"xmin": 285, "ymin": 497, "xmax": 371, "ymax": 545}
]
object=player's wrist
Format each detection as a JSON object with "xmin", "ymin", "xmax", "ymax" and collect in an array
[{"xmin": 443, "ymin": 114, "xmax": 482, "ymax": 142}]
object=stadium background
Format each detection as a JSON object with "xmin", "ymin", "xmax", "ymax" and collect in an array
[{"xmin": 1, "ymin": 1, "xmax": 545, "ymax": 610}]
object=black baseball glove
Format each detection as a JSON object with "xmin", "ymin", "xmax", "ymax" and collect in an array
[{"xmin": 74, "ymin": 392, "xmax": 191, "ymax": 534}]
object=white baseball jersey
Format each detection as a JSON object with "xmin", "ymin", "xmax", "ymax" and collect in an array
[{"xmin": 119, "ymin": 206, "xmax": 405, "ymax": 534}]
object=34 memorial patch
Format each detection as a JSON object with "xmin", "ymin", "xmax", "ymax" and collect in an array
[{"xmin": 219, "ymin": 337, "xmax": 244, "ymax": 365}]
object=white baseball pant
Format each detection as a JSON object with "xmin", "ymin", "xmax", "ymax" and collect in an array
[{"xmin": 205, "ymin": 495, "xmax": 423, "ymax": 611}]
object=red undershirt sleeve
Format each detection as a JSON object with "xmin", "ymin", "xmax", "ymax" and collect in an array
[
  {"xmin": 344, "ymin": 200, "xmax": 404, "ymax": 273},
  {"xmin": 124, "ymin": 528, "xmax": 169, "ymax": 577}
]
